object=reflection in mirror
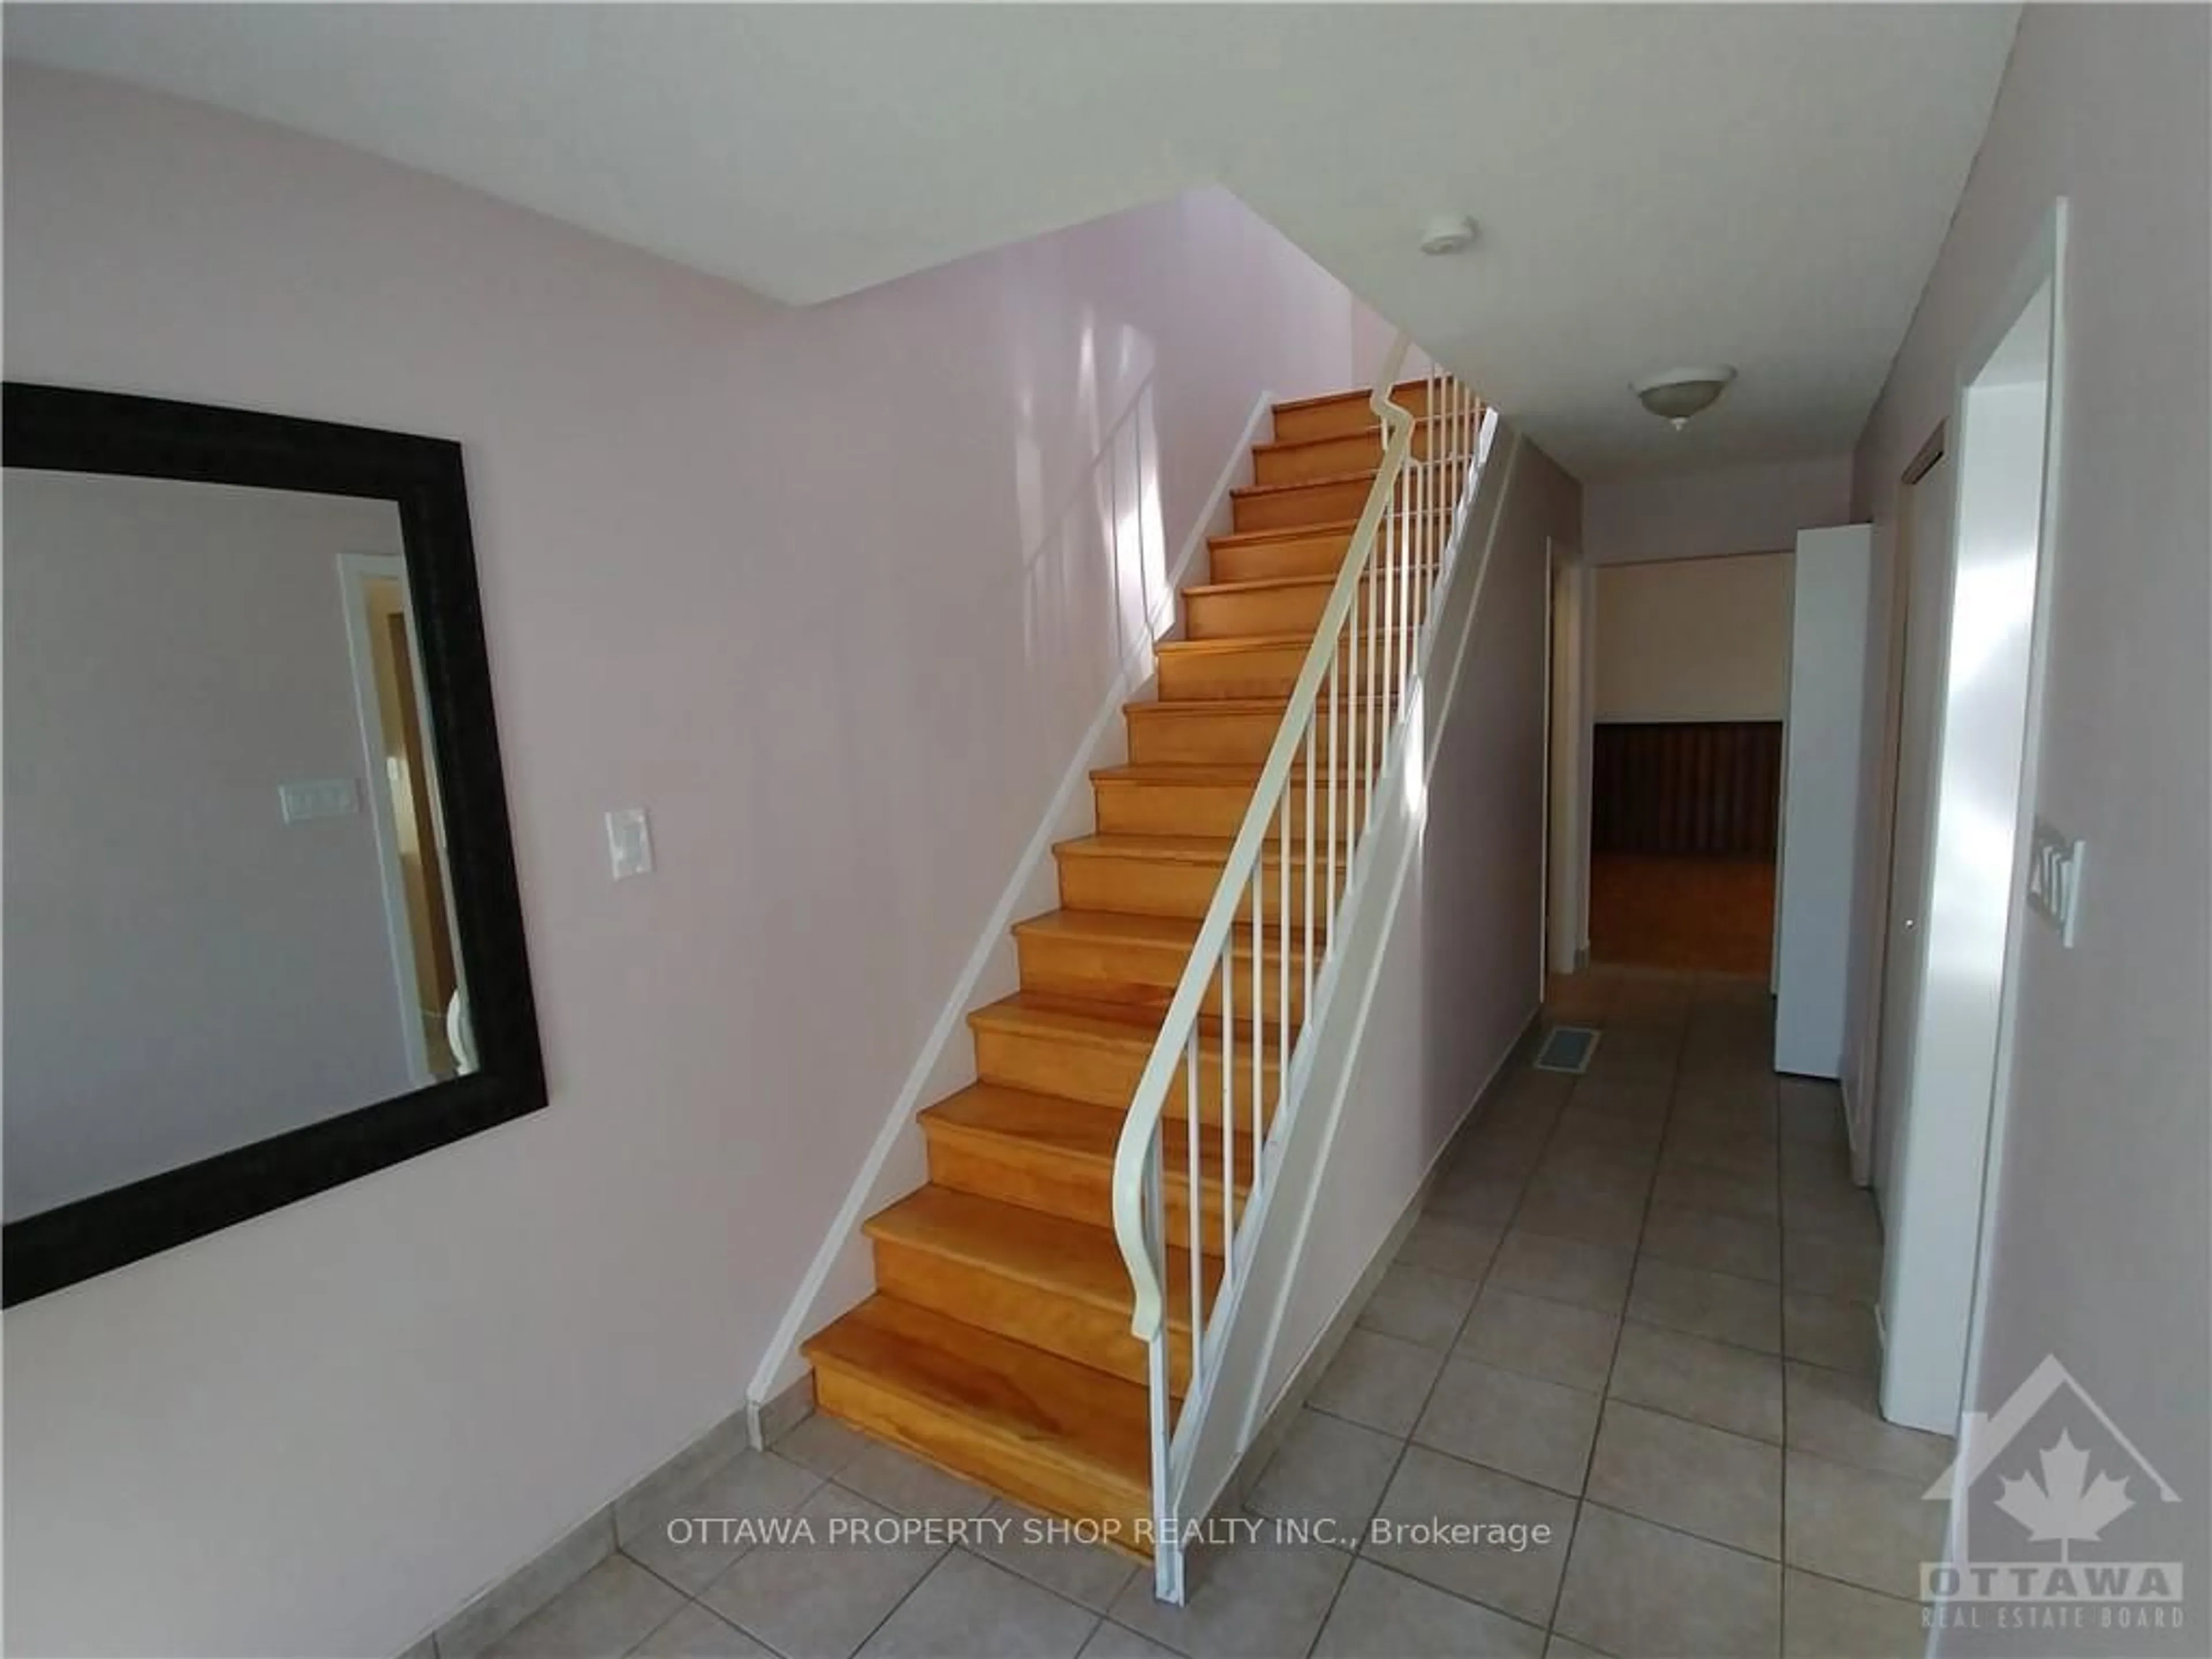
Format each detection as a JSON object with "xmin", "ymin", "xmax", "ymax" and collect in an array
[{"xmin": 3, "ymin": 469, "xmax": 471, "ymax": 1224}]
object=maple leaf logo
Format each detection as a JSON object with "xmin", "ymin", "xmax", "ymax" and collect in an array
[{"xmin": 1994, "ymin": 1431, "xmax": 2136, "ymax": 1560}]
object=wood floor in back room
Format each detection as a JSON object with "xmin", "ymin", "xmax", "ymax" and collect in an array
[{"xmin": 1588, "ymin": 853, "xmax": 1777, "ymax": 976}]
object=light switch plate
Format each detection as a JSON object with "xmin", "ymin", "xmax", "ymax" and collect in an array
[
  {"xmin": 279, "ymin": 778, "xmax": 361, "ymax": 823},
  {"xmin": 606, "ymin": 808, "xmax": 654, "ymax": 880},
  {"xmin": 2025, "ymin": 817, "xmax": 2084, "ymax": 947}
]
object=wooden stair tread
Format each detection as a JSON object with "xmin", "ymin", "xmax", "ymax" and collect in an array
[
  {"xmin": 1271, "ymin": 380, "xmax": 1430, "ymax": 416},
  {"xmin": 1157, "ymin": 628, "xmax": 1414, "ymax": 657},
  {"xmin": 969, "ymin": 990, "xmax": 1290, "ymax": 1058},
  {"xmin": 865, "ymin": 1185, "xmax": 1215, "ymax": 1328},
  {"xmin": 1180, "ymin": 564, "xmax": 1441, "ymax": 601},
  {"xmin": 1089, "ymin": 761, "xmax": 1365, "ymax": 783},
  {"xmin": 802, "ymin": 1295, "xmax": 1151, "ymax": 1503},
  {"xmin": 1013, "ymin": 907, "xmax": 1308, "ymax": 958},
  {"xmin": 1249, "ymin": 411, "xmax": 1455, "ymax": 459},
  {"xmin": 1230, "ymin": 468, "xmax": 1378, "ymax": 500},
  {"xmin": 1055, "ymin": 832, "xmax": 1338, "ymax": 868},
  {"xmin": 922, "ymin": 1082, "xmax": 1251, "ymax": 1189},
  {"xmin": 1207, "ymin": 509, "xmax": 1450, "ymax": 551},
  {"xmin": 1126, "ymin": 694, "xmax": 1381, "ymax": 719}
]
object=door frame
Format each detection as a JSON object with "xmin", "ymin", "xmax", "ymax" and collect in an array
[
  {"xmin": 1879, "ymin": 200, "xmax": 2070, "ymax": 1434},
  {"xmin": 1852, "ymin": 422, "xmax": 1947, "ymax": 1186},
  {"xmin": 1542, "ymin": 539, "xmax": 1590, "ymax": 976},
  {"xmin": 337, "ymin": 550, "xmax": 445, "ymax": 1088}
]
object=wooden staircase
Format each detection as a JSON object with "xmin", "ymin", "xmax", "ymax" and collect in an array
[{"xmin": 802, "ymin": 381, "xmax": 1437, "ymax": 1544}]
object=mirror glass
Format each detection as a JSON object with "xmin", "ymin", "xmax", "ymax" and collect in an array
[{"xmin": 4, "ymin": 468, "xmax": 473, "ymax": 1223}]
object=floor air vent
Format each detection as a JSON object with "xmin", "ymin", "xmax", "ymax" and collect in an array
[{"xmin": 1533, "ymin": 1025, "xmax": 1601, "ymax": 1074}]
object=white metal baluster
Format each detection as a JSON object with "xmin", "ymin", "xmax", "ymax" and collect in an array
[
  {"xmin": 1249, "ymin": 863, "xmax": 1263, "ymax": 1205},
  {"xmin": 1324, "ymin": 655, "xmax": 1340, "ymax": 936},
  {"xmin": 1459, "ymin": 380, "xmax": 1471, "ymax": 548},
  {"xmin": 1420, "ymin": 381, "xmax": 1434, "ymax": 686},
  {"xmin": 1143, "ymin": 1128, "xmax": 1172, "ymax": 1596},
  {"xmin": 1437, "ymin": 380, "xmax": 1451, "ymax": 607},
  {"xmin": 1399, "ymin": 441, "xmax": 1414, "ymax": 709},
  {"xmin": 1444, "ymin": 377, "xmax": 1457, "ymax": 559},
  {"xmin": 1301, "ymin": 712, "xmax": 1316, "ymax": 1026},
  {"xmin": 1219, "ymin": 947, "xmax": 1234, "ymax": 1280},
  {"xmin": 1347, "ymin": 590, "xmax": 1365, "ymax": 846},
  {"xmin": 1398, "ymin": 414, "xmax": 1411, "ymax": 718},
  {"xmin": 1184, "ymin": 1025, "xmax": 1202, "ymax": 1396},
  {"xmin": 1384, "ymin": 448, "xmax": 1400, "ymax": 738},
  {"xmin": 1368, "ymin": 479, "xmax": 1382, "ymax": 824},
  {"xmin": 1277, "ymin": 761, "xmax": 1290, "ymax": 1129},
  {"xmin": 1433, "ymin": 369, "xmax": 1451, "ymax": 606},
  {"xmin": 1357, "ymin": 552, "xmax": 1371, "ymax": 836},
  {"xmin": 1455, "ymin": 380, "xmax": 1465, "ymax": 564}
]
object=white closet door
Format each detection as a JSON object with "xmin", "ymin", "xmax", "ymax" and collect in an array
[{"xmin": 1774, "ymin": 525, "xmax": 1873, "ymax": 1077}]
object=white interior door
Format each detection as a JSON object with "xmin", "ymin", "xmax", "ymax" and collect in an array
[
  {"xmin": 1872, "ymin": 453, "xmax": 1955, "ymax": 1204},
  {"xmin": 1880, "ymin": 204, "xmax": 2065, "ymax": 1434},
  {"xmin": 1774, "ymin": 525, "xmax": 1874, "ymax": 1077}
]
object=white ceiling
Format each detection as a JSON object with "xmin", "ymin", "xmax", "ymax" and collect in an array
[{"xmin": 5, "ymin": 5, "xmax": 2018, "ymax": 478}]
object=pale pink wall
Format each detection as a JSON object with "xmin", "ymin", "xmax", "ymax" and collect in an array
[
  {"xmin": 1847, "ymin": 12, "xmax": 2209, "ymax": 1648},
  {"xmin": 5, "ymin": 473, "xmax": 415, "ymax": 1218},
  {"xmin": 0, "ymin": 64, "xmax": 1370, "ymax": 1657},
  {"xmin": 1583, "ymin": 452, "xmax": 1853, "ymax": 566}
]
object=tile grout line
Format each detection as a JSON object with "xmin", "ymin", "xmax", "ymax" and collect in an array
[
  {"xmin": 1302, "ymin": 975, "xmax": 1609, "ymax": 1654},
  {"xmin": 1542, "ymin": 975, "xmax": 1691, "ymax": 1645},
  {"xmin": 1777, "ymin": 1040, "xmax": 1795, "ymax": 1639}
]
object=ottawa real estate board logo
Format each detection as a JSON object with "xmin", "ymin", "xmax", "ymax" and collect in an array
[{"xmin": 1922, "ymin": 1355, "xmax": 2185, "ymax": 1639}]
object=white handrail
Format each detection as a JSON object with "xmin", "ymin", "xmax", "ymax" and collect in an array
[{"xmin": 1107, "ymin": 331, "xmax": 1488, "ymax": 1601}]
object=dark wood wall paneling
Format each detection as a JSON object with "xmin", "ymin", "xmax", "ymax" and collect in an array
[{"xmin": 1593, "ymin": 721, "xmax": 1783, "ymax": 858}]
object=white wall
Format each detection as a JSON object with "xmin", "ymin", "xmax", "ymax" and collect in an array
[
  {"xmin": 4, "ymin": 474, "xmax": 415, "ymax": 1219},
  {"xmin": 0, "ymin": 65, "xmax": 1373, "ymax": 1658},
  {"xmin": 1582, "ymin": 452, "xmax": 1851, "ymax": 566},
  {"xmin": 1847, "ymin": 10, "xmax": 2209, "ymax": 1650},
  {"xmin": 1592, "ymin": 552, "xmax": 1793, "ymax": 724}
]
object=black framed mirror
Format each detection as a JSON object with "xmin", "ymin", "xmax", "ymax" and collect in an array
[{"xmin": 3, "ymin": 384, "xmax": 545, "ymax": 1304}]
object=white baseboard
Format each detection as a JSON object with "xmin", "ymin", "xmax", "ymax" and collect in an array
[{"xmin": 745, "ymin": 390, "xmax": 1275, "ymax": 1408}]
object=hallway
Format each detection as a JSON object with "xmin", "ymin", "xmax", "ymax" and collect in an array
[{"xmin": 1282, "ymin": 965, "xmax": 1952, "ymax": 1655}]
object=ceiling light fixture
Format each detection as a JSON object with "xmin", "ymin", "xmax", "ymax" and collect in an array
[
  {"xmin": 1419, "ymin": 215, "xmax": 1478, "ymax": 256},
  {"xmin": 1634, "ymin": 365, "xmax": 1737, "ymax": 430}
]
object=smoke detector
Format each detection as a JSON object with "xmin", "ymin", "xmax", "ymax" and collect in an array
[
  {"xmin": 1419, "ymin": 215, "xmax": 1479, "ymax": 256},
  {"xmin": 1634, "ymin": 366, "xmax": 1737, "ymax": 429}
]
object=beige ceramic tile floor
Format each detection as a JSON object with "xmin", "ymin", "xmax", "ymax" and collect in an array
[{"xmin": 474, "ymin": 968, "xmax": 1952, "ymax": 1659}]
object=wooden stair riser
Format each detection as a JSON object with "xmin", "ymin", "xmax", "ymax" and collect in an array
[
  {"xmin": 869, "ymin": 1238, "xmax": 1197, "ymax": 1393},
  {"xmin": 1232, "ymin": 473, "xmax": 1376, "ymax": 534},
  {"xmin": 1160, "ymin": 632, "xmax": 1420, "ymax": 702},
  {"xmin": 968, "ymin": 1014, "xmax": 1282, "ymax": 1127},
  {"xmin": 1126, "ymin": 702, "xmax": 1289, "ymax": 766},
  {"xmin": 1014, "ymin": 927, "xmax": 1310, "ymax": 1024},
  {"xmin": 1093, "ymin": 771, "xmax": 1368, "ymax": 841},
  {"xmin": 1270, "ymin": 380, "xmax": 1437, "ymax": 444},
  {"xmin": 1055, "ymin": 845, "xmax": 1339, "ymax": 927},
  {"xmin": 1183, "ymin": 565, "xmax": 1440, "ymax": 640},
  {"xmin": 1207, "ymin": 513, "xmax": 1453, "ymax": 584},
  {"xmin": 1209, "ymin": 527, "xmax": 1356, "ymax": 585},
  {"xmin": 806, "ymin": 1350, "xmax": 1149, "ymax": 1551},
  {"xmin": 922, "ymin": 1126, "xmax": 1240, "ymax": 1255},
  {"xmin": 1252, "ymin": 418, "xmax": 1449, "ymax": 486},
  {"xmin": 1124, "ymin": 700, "xmax": 1384, "ymax": 766}
]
